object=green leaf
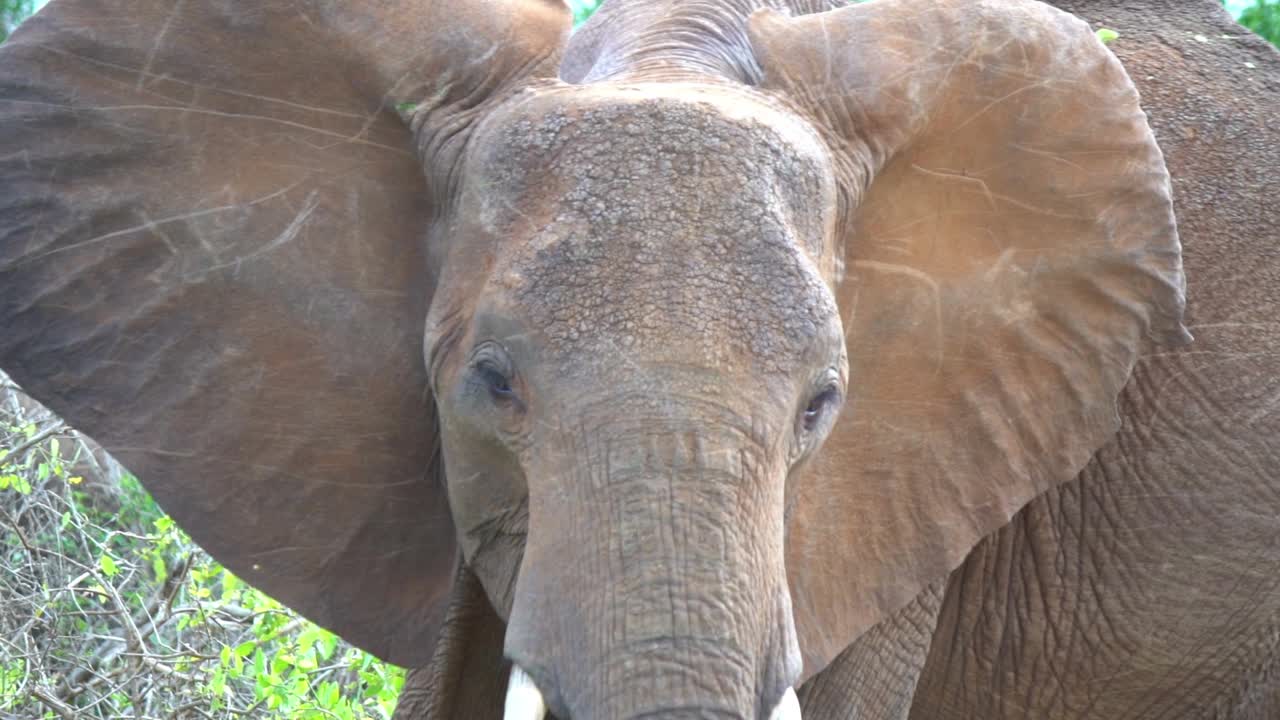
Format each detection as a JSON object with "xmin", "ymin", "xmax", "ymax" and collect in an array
[
  {"xmin": 99, "ymin": 553, "xmax": 118, "ymax": 577},
  {"xmin": 318, "ymin": 631, "xmax": 338, "ymax": 661},
  {"xmin": 209, "ymin": 667, "xmax": 225, "ymax": 698},
  {"xmin": 318, "ymin": 681, "xmax": 340, "ymax": 708},
  {"xmin": 1095, "ymin": 27, "xmax": 1119, "ymax": 44}
]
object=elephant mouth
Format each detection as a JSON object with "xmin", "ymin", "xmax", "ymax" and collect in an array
[{"xmin": 502, "ymin": 664, "xmax": 803, "ymax": 720}]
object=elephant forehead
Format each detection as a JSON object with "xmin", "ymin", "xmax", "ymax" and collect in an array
[
  {"xmin": 473, "ymin": 84, "xmax": 836, "ymax": 252},
  {"xmin": 474, "ymin": 87, "xmax": 839, "ymax": 376}
]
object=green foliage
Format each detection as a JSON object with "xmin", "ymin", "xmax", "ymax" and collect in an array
[
  {"xmin": 1, "ymin": 384, "xmax": 404, "ymax": 719},
  {"xmin": 1234, "ymin": 0, "xmax": 1280, "ymax": 45},
  {"xmin": 1095, "ymin": 27, "xmax": 1119, "ymax": 44},
  {"xmin": 569, "ymin": 0, "xmax": 603, "ymax": 26},
  {"xmin": 0, "ymin": 0, "xmax": 36, "ymax": 42}
]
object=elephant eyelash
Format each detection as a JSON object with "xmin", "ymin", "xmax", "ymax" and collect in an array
[
  {"xmin": 801, "ymin": 384, "xmax": 841, "ymax": 433},
  {"xmin": 468, "ymin": 342, "xmax": 522, "ymax": 409}
]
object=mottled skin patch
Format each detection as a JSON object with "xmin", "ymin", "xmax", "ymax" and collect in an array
[{"xmin": 464, "ymin": 84, "xmax": 840, "ymax": 379}]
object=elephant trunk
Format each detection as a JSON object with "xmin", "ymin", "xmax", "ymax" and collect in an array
[{"xmin": 505, "ymin": 421, "xmax": 801, "ymax": 719}]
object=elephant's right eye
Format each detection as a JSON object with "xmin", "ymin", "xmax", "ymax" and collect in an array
[
  {"xmin": 468, "ymin": 343, "xmax": 521, "ymax": 408},
  {"xmin": 477, "ymin": 361, "xmax": 514, "ymax": 401}
]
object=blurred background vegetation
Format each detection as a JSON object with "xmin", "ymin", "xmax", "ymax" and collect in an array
[
  {"xmin": 0, "ymin": 0, "xmax": 33, "ymax": 41},
  {"xmin": 1235, "ymin": 0, "xmax": 1280, "ymax": 41},
  {"xmin": 1, "ymin": 375, "xmax": 406, "ymax": 720},
  {"xmin": 0, "ymin": 0, "xmax": 1273, "ymax": 718}
]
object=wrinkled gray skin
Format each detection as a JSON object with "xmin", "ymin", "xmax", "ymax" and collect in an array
[
  {"xmin": 400, "ymin": 1, "xmax": 1280, "ymax": 718},
  {"xmin": 796, "ymin": 3, "xmax": 1280, "ymax": 720},
  {"xmin": 435, "ymin": 84, "xmax": 841, "ymax": 719},
  {"xmin": 905, "ymin": 3, "xmax": 1280, "ymax": 719},
  {"xmin": 0, "ymin": 0, "xmax": 1273, "ymax": 718}
]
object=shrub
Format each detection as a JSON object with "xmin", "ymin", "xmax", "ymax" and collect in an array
[
  {"xmin": 0, "ymin": 0, "xmax": 36, "ymax": 42},
  {"xmin": 0, "ymin": 378, "xmax": 404, "ymax": 720},
  {"xmin": 1235, "ymin": 0, "xmax": 1280, "ymax": 45}
]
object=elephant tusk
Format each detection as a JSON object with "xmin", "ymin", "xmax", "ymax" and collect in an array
[
  {"xmin": 769, "ymin": 687, "xmax": 802, "ymax": 720},
  {"xmin": 504, "ymin": 664, "xmax": 548, "ymax": 720}
]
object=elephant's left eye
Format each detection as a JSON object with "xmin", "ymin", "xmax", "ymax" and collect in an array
[{"xmin": 801, "ymin": 384, "xmax": 841, "ymax": 433}]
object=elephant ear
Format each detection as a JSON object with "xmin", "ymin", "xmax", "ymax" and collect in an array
[
  {"xmin": 750, "ymin": 0, "xmax": 1189, "ymax": 675},
  {"xmin": 0, "ymin": 0, "xmax": 567, "ymax": 665}
]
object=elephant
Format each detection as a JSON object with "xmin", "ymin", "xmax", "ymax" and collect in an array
[{"xmin": 0, "ymin": 0, "xmax": 1275, "ymax": 717}]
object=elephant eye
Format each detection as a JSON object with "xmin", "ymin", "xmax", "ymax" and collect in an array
[
  {"xmin": 802, "ymin": 384, "xmax": 841, "ymax": 433},
  {"xmin": 478, "ymin": 361, "xmax": 514, "ymax": 400},
  {"xmin": 468, "ymin": 342, "xmax": 520, "ymax": 406}
]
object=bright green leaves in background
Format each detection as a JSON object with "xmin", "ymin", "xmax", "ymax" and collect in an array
[
  {"xmin": 570, "ymin": 0, "xmax": 605, "ymax": 26},
  {"xmin": 1, "ymin": 401, "xmax": 405, "ymax": 719},
  {"xmin": 0, "ymin": 0, "xmax": 36, "ymax": 42},
  {"xmin": 1236, "ymin": 0, "xmax": 1280, "ymax": 42}
]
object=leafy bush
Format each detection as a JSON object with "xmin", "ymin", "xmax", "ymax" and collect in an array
[
  {"xmin": 571, "ymin": 0, "xmax": 604, "ymax": 26},
  {"xmin": 1234, "ymin": 0, "xmax": 1280, "ymax": 44},
  {"xmin": 0, "ymin": 377, "xmax": 404, "ymax": 719},
  {"xmin": 0, "ymin": 0, "xmax": 37, "ymax": 42}
]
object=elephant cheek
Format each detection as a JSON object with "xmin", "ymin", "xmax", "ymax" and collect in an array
[{"xmin": 441, "ymin": 431, "xmax": 530, "ymax": 618}]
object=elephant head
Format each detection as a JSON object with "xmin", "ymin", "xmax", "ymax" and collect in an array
[{"xmin": 0, "ymin": 0, "xmax": 1188, "ymax": 718}]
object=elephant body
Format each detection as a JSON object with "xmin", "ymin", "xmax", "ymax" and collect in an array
[
  {"xmin": 910, "ymin": 3, "xmax": 1280, "ymax": 719},
  {"xmin": 398, "ymin": 4, "xmax": 1280, "ymax": 718},
  {"xmin": 0, "ymin": 0, "xmax": 1275, "ymax": 718}
]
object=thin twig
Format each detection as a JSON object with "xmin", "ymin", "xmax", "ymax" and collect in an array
[{"xmin": 30, "ymin": 686, "xmax": 76, "ymax": 720}]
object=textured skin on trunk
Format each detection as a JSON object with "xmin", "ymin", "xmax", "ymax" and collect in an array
[
  {"xmin": 505, "ymin": 424, "xmax": 798, "ymax": 720},
  {"xmin": 909, "ymin": 2, "xmax": 1280, "ymax": 719}
]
